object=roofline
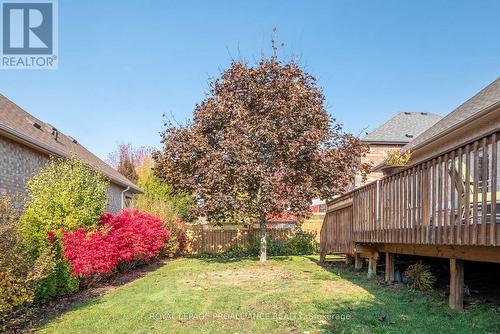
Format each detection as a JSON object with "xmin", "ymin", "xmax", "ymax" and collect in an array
[
  {"xmin": 0, "ymin": 124, "xmax": 142, "ymax": 193},
  {"xmin": 406, "ymin": 99, "xmax": 500, "ymax": 153},
  {"xmin": 326, "ymin": 193, "xmax": 353, "ymax": 213},
  {"xmin": 373, "ymin": 100, "xmax": 500, "ymax": 172},
  {"xmin": 372, "ymin": 160, "xmax": 386, "ymax": 171},
  {"xmin": 361, "ymin": 140, "xmax": 409, "ymax": 145}
]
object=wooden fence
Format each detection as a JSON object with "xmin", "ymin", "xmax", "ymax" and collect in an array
[
  {"xmin": 185, "ymin": 225, "xmax": 296, "ymax": 254},
  {"xmin": 301, "ymin": 212, "xmax": 325, "ymax": 242},
  {"xmin": 320, "ymin": 205, "xmax": 353, "ymax": 254}
]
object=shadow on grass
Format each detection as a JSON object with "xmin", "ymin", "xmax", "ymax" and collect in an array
[
  {"xmin": 2, "ymin": 258, "xmax": 172, "ymax": 334},
  {"xmin": 11, "ymin": 255, "xmax": 500, "ymax": 334},
  {"xmin": 192, "ymin": 254, "xmax": 476, "ymax": 332},
  {"xmin": 302, "ymin": 256, "xmax": 500, "ymax": 334}
]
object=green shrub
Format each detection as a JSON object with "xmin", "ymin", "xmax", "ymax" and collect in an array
[
  {"xmin": 138, "ymin": 171, "xmax": 194, "ymax": 222},
  {"xmin": 17, "ymin": 157, "xmax": 109, "ymax": 301},
  {"xmin": 19, "ymin": 157, "xmax": 109, "ymax": 252},
  {"xmin": 0, "ymin": 196, "xmax": 53, "ymax": 318},
  {"xmin": 267, "ymin": 238, "xmax": 290, "ymax": 256},
  {"xmin": 34, "ymin": 237, "xmax": 79, "ymax": 302},
  {"xmin": 246, "ymin": 239, "xmax": 259, "ymax": 256},
  {"xmin": 223, "ymin": 243, "xmax": 249, "ymax": 258},
  {"xmin": 286, "ymin": 230, "xmax": 318, "ymax": 255},
  {"xmin": 240, "ymin": 229, "xmax": 318, "ymax": 258},
  {"xmin": 404, "ymin": 261, "xmax": 436, "ymax": 291}
]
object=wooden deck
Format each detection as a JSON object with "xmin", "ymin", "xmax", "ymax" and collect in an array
[
  {"xmin": 322, "ymin": 130, "xmax": 500, "ymax": 251},
  {"xmin": 320, "ymin": 129, "xmax": 500, "ymax": 310}
]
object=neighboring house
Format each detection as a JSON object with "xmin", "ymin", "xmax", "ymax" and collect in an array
[
  {"xmin": 0, "ymin": 94, "xmax": 142, "ymax": 213},
  {"xmin": 359, "ymin": 112, "xmax": 443, "ymax": 184},
  {"xmin": 265, "ymin": 200, "xmax": 326, "ymax": 241},
  {"xmin": 310, "ymin": 198, "xmax": 326, "ymax": 213}
]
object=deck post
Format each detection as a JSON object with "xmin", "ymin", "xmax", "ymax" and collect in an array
[
  {"xmin": 385, "ymin": 252, "xmax": 395, "ymax": 283},
  {"xmin": 354, "ymin": 253, "xmax": 363, "ymax": 270},
  {"xmin": 449, "ymin": 258, "xmax": 464, "ymax": 311},
  {"xmin": 319, "ymin": 248, "xmax": 327, "ymax": 263},
  {"xmin": 367, "ymin": 256, "xmax": 377, "ymax": 278}
]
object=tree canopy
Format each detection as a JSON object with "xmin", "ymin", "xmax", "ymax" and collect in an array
[
  {"xmin": 155, "ymin": 54, "xmax": 368, "ymax": 261},
  {"xmin": 107, "ymin": 143, "xmax": 151, "ymax": 184}
]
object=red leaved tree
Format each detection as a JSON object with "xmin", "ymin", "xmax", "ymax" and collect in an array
[
  {"xmin": 155, "ymin": 51, "xmax": 368, "ymax": 262},
  {"xmin": 107, "ymin": 143, "xmax": 153, "ymax": 184}
]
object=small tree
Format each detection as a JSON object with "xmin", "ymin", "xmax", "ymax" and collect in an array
[
  {"xmin": 18, "ymin": 157, "xmax": 109, "ymax": 300},
  {"xmin": 155, "ymin": 51, "xmax": 368, "ymax": 262},
  {"xmin": 107, "ymin": 143, "xmax": 152, "ymax": 184},
  {"xmin": 134, "ymin": 155, "xmax": 194, "ymax": 256},
  {"xmin": 19, "ymin": 157, "xmax": 109, "ymax": 251}
]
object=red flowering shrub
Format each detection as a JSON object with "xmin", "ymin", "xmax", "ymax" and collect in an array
[
  {"xmin": 62, "ymin": 210, "xmax": 170, "ymax": 277},
  {"xmin": 104, "ymin": 210, "xmax": 170, "ymax": 261},
  {"xmin": 62, "ymin": 228, "xmax": 117, "ymax": 276}
]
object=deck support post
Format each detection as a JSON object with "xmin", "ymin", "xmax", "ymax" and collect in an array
[
  {"xmin": 354, "ymin": 253, "xmax": 363, "ymax": 270},
  {"xmin": 385, "ymin": 252, "xmax": 395, "ymax": 283},
  {"xmin": 449, "ymin": 258, "xmax": 464, "ymax": 311},
  {"xmin": 367, "ymin": 256, "xmax": 377, "ymax": 278},
  {"xmin": 319, "ymin": 248, "xmax": 327, "ymax": 263}
]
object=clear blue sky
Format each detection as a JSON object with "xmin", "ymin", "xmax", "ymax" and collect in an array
[{"xmin": 1, "ymin": 0, "xmax": 499, "ymax": 159}]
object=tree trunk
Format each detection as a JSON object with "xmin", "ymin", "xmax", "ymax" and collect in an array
[{"xmin": 259, "ymin": 216, "xmax": 267, "ymax": 262}]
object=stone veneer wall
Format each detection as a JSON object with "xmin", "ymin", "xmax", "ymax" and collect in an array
[{"xmin": 0, "ymin": 135, "xmax": 48, "ymax": 197}]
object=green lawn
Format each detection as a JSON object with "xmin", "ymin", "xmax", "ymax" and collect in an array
[{"xmin": 38, "ymin": 256, "xmax": 499, "ymax": 334}]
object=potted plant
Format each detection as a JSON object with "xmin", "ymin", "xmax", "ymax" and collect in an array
[{"xmin": 384, "ymin": 149, "xmax": 411, "ymax": 167}]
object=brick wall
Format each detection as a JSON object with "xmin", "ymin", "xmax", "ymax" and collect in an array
[
  {"xmin": 362, "ymin": 143, "xmax": 404, "ymax": 184},
  {"xmin": 0, "ymin": 134, "xmax": 125, "ymax": 212}
]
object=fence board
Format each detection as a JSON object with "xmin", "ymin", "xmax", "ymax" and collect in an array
[
  {"xmin": 185, "ymin": 225, "xmax": 295, "ymax": 254},
  {"xmin": 320, "ymin": 206, "xmax": 353, "ymax": 254}
]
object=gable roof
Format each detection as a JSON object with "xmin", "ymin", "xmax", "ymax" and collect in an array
[
  {"xmin": 362, "ymin": 112, "xmax": 443, "ymax": 144},
  {"xmin": 404, "ymin": 77, "xmax": 500, "ymax": 151},
  {"xmin": 0, "ymin": 94, "xmax": 141, "ymax": 192}
]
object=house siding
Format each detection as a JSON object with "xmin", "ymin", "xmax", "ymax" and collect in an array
[
  {"xmin": 106, "ymin": 183, "xmax": 123, "ymax": 214},
  {"xmin": 0, "ymin": 133, "xmax": 126, "ymax": 212}
]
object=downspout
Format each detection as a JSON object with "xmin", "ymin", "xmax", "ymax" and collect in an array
[{"xmin": 121, "ymin": 186, "xmax": 131, "ymax": 210}]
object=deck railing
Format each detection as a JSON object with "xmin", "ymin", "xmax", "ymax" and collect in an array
[
  {"xmin": 352, "ymin": 130, "xmax": 499, "ymax": 246},
  {"xmin": 321, "ymin": 205, "xmax": 354, "ymax": 254}
]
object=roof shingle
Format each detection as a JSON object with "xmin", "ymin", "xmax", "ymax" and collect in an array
[
  {"xmin": 362, "ymin": 112, "xmax": 443, "ymax": 144},
  {"xmin": 404, "ymin": 77, "xmax": 500, "ymax": 151},
  {"xmin": 0, "ymin": 94, "xmax": 141, "ymax": 192}
]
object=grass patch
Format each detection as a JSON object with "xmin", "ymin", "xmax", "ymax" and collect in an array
[{"xmin": 38, "ymin": 256, "xmax": 499, "ymax": 334}]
